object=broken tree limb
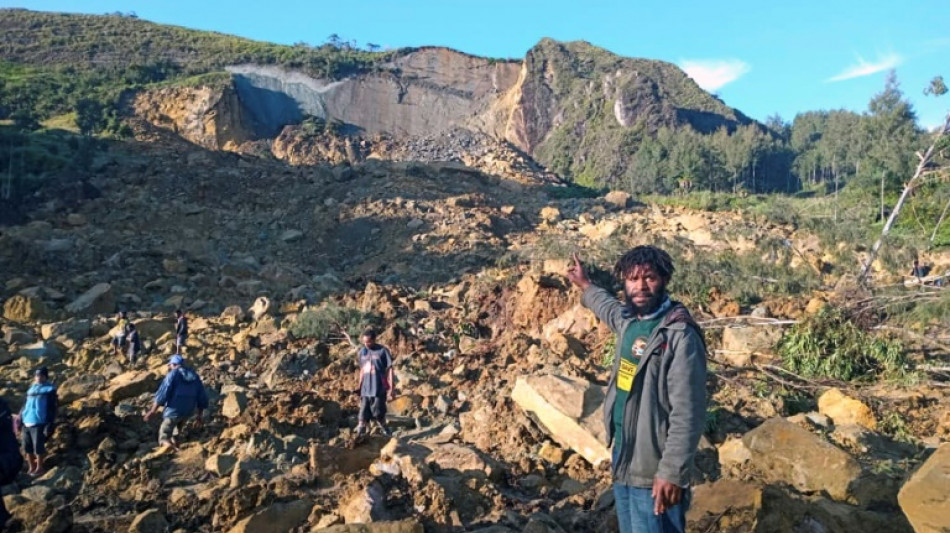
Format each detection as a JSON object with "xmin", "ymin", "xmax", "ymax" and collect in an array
[{"xmin": 859, "ymin": 111, "xmax": 950, "ymax": 285}]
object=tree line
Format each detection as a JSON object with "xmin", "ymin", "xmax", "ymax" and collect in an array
[{"xmin": 613, "ymin": 71, "xmax": 926, "ymax": 199}]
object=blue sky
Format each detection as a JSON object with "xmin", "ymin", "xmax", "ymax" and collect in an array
[{"xmin": 5, "ymin": 0, "xmax": 950, "ymax": 128}]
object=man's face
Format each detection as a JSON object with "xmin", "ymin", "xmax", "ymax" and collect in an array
[
  {"xmin": 622, "ymin": 264, "xmax": 667, "ymax": 314},
  {"xmin": 362, "ymin": 335, "xmax": 375, "ymax": 348}
]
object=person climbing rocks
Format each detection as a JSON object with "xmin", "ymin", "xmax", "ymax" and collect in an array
[
  {"xmin": 17, "ymin": 366, "xmax": 57, "ymax": 477},
  {"xmin": 355, "ymin": 329, "xmax": 395, "ymax": 437},
  {"xmin": 0, "ymin": 396, "xmax": 23, "ymax": 527},
  {"xmin": 126, "ymin": 322, "xmax": 142, "ymax": 364},
  {"xmin": 111, "ymin": 311, "xmax": 131, "ymax": 355},
  {"xmin": 175, "ymin": 309, "xmax": 189, "ymax": 354},
  {"xmin": 144, "ymin": 355, "xmax": 208, "ymax": 451},
  {"xmin": 566, "ymin": 246, "xmax": 707, "ymax": 533}
]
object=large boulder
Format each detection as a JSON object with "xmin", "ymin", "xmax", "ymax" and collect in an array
[
  {"xmin": 3, "ymin": 294, "xmax": 49, "ymax": 322},
  {"xmin": 59, "ymin": 375, "xmax": 107, "ymax": 403},
  {"xmin": 314, "ymin": 521, "xmax": 424, "ymax": 533},
  {"xmin": 818, "ymin": 388, "xmax": 877, "ymax": 430},
  {"xmin": 541, "ymin": 304, "xmax": 598, "ymax": 344},
  {"xmin": 341, "ymin": 481, "xmax": 388, "ymax": 524},
  {"xmin": 41, "ymin": 319, "xmax": 91, "ymax": 343},
  {"xmin": 65, "ymin": 283, "xmax": 114, "ymax": 316},
  {"xmin": 898, "ymin": 443, "xmax": 950, "ymax": 533},
  {"xmin": 742, "ymin": 418, "xmax": 861, "ymax": 502},
  {"xmin": 102, "ymin": 371, "xmax": 158, "ymax": 403},
  {"xmin": 719, "ymin": 325, "xmax": 784, "ymax": 366},
  {"xmin": 129, "ymin": 509, "xmax": 169, "ymax": 533},
  {"xmin": 205, "ymin": 453, "xmax": 238, "ymax": 476},
  {"xmin": 16, "ymin": 341, "xmax": 63, "ymax": 359},
  {"xmin": 511, "ymin": 374, "xmax": 609, "ymax": 467},
  {"xmin": 222, "ymin": 392, "xmax": 248, "ymax": 419},
  {"xmin": 2, "ymin": 325, "xmax": 35, "ymax": 345},
  {"xmin": 427, "ymin": 443, "xmax": 503, "ymax": 482},
  {"xmin": 228, "ymin": 499, "xmax": 313, "ymax": 533},
  {"xmin": 260, "ymin": 350, "xmax": 320, "ymax": 389},
  {"xmin": 604, "ymin": 190, "xmax": 633, "ymax": 209},
  {"xmin": 133, "ymin": 318, "xmax": 174, "ymax": 340}
]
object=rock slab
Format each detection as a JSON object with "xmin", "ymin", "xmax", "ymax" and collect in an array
[
  {"xmin": 742, "ymin": 417, "xmax": 861, "ymax": 502},
  {"xmin": 898, "ymin": 443, "xmax": 950, "ymax": 533},
  {"xmin": 511, "ymin": 374, "xmax": 609, "ymax": 467}
]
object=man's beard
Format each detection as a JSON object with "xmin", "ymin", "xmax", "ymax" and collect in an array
[{"xmin": 625, "ymin": 288, "xmax": 666, "ymax": 316}]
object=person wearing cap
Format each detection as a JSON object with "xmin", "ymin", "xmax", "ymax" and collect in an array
[
  {"xmin": 143, "ymin": 355, "xmax": 208, "ymax": 450},
  {"xmin": 17, "ymin": 367, "xmax": 57, "ymax": 476}
]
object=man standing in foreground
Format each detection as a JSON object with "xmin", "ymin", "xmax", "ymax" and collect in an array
[
  {"xmin": 566, "ymin": 246, "xmax": 706, "ymax": 533},
  {"xmin": 355, "ymin": 329, "xmax": 395, "ymax": 437},
  {"xmin": 144, "ymin": 355, "xmax": 208, "ymax": 451}
]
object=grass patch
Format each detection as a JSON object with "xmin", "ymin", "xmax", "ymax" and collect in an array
[
  {"xmin": 779, "ymin": 306, "xmax": 907, "ymax": 381},
  {"xmin": 290, "ymin": 302, "xmax": 379, "ymax": 343}
]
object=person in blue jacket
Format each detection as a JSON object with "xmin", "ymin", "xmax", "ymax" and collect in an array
[
  {"xmin": 18, "ymin": 366, "xmax": 57, "ymax": 476},
  {"xmin": 143, "ymin": 354, "xmax": 208, "ymax": 451}
]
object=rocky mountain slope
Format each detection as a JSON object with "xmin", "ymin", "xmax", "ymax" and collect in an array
[
  {"xmin": 1, "ymin": 9, "xmax": 753, "ymax": 185},
  {"xmin": 2, "ymin": 8, "xmax": 950, "ymax": 533},
  {"xmin": 0, "ymin": 120, "xmax": 948, "ymax": 532}
]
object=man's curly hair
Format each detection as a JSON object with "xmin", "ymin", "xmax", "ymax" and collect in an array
[{"xmin": 613, "ymin": 245, "xmax": 675, "ymax": 282}]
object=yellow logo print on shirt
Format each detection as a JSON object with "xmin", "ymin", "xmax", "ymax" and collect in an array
[
  {"xmin": 617, "ymin": 338, "xmax": 648, "ymax": 392},
  {"xmin": 617, "ymin": 359, "xmax": 637, "ymax": 391}
]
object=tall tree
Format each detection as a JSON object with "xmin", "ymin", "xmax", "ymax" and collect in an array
[{"xmin": 862, "ymin": 71, "xmax": 920, "ymax": 213}]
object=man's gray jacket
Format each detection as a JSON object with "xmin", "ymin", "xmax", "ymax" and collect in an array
[{"xmin": 582, "ymin": 285, "xmax": 707, "ymax": 488}]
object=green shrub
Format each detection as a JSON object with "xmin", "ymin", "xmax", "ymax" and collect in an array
[
  {"xmin": 290, "ymin": 303, "xmax": 379, "ymax": 343},
  {"xmin": 779, "ymin": 306, "xmax": 907, "ymax": 381}
]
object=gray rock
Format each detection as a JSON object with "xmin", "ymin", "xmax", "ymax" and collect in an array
[{"xmin": 65, "ymin": 283, "xmax": 114, "ymax": 316}]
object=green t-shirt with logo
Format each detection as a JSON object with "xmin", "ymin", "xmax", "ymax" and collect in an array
[{"xmin": 613, "ymin": 308, "xmax": 668, "ymax": 451}]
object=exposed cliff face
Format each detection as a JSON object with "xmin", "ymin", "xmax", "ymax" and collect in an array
[
  {"xmin": 225, "ymin": 48, "xmax": 521, "ymax": 138},
  {"xmin": 131, "ymin": 40, "xmax": 753, "ymax": 182},
  {"xmin": 131, "ymin": 84, "xmax": 253, "ymax": 150}
]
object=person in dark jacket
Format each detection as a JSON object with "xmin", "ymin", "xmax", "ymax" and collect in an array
[
  {"xmin": 355, "ymin": 329, "xmax": 395, "ymax": 437},
  {"xmin": 175, "ymin": 309, "xmax": 189, "ymax": 354},
  {"xmin": 0, "ymin": 397, "xmax": 24, "ymax": 527},
  {"xmin": 18, "ymin": 366, "xmax": 57, "ymax": 476},
  {"xmin": 144, "ymin": 354, "xmax": 208, "ymax": 450},
  {"xmin": 567, "ymin": 247, "xmax": 706, "ymax": 533},
  {"xmin": 126, "ymin": 323, "xmax": 142, "ymax": 364}
]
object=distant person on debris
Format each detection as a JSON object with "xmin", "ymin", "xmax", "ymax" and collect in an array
[
  {"xmin": 18, "ymin": 366, "xmax": 57, "ymax": 477},
  {"xmin": 355, "ymin": 329, "xmax": 395, "ymax": 437},
  {"xmin": 111, "ymin": 311, "xmax": 131, "ymax": 355},
  {"xmin": 0, "ymin": 396, "xmax": 23, "ymax": 527},
  {"xmin": 175, "ymin": 309, "xmax": 189, "ymax": 354},
  {"xmin": 566, "ymin": 246, "xmax": 707, "ymax": 533},
  {"xmin": 910, "ymin": 259, "xmax": 927, "ymax": 283},
  {"xmin": 126, "ymin": 323, "xmax": 142, "ymax": 364},
  {"xmin": 144, "ymin": 355, "xmax": 208, "ymax": 451}
]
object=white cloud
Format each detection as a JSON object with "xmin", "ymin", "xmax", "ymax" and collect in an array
[
  {"xmin": 827, "ymin": 53, "xmax": 902, "ymax": 82},
  {"xmin": 679, "ymin": 59, "xmax": 751, "ymax": 91}
]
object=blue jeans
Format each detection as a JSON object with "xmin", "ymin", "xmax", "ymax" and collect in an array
[{"xmin": 612, "ymin": 447, "xmax": 690, "ymax": 533}]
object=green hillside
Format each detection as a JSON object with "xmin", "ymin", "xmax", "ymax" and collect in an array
[{"xmin": 0, "ymin": 8, "xmax": 389, "ymax": 123}]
